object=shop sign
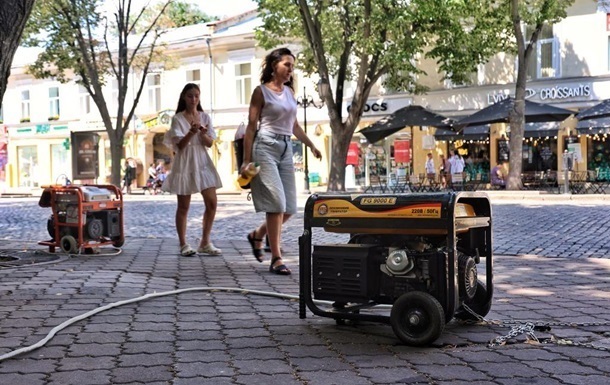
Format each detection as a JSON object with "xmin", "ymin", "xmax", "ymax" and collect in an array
[
  {"xmin": 394, "ymin": 140, "xmax": 411, "ymax": 163},
  {"xmin": 71, "ymin": 131, "xmax": 99, "ymax": 180},
  {"xmin": 347, "ymin": 102, "xmax": 388, "ymax": 113},
  {"xmin": 497, "ymin": 139, "xmax": 510, "ymax": 162},
  {"xmin": 487, "ymin": 83, "xmax": 592, "ymax": 104},
  {"xmin": 346, "ymin": 142, "xmax": 360, "ymax": 165}
]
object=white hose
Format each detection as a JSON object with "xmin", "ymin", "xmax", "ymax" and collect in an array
[{"xmin": 0, "ymin": 286, "xmax": 300, "ymax": 362}]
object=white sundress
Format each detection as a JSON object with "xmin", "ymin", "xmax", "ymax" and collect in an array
[{"xmin": 161, "ymin": 111, "xmax": 222, "ymax": 195}]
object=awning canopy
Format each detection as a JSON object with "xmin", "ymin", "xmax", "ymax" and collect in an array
[
  {"xmin": 524, "ymin": 121, "xmax": 561, "ymax": 138},
  {"xmin": 576, "ymin": 116, "xmax": 610, "ymax": 135},
  {"xmin": 576, "ymin": 99, "xmax": 610, "ymax": 121},
  {"xmin": 434, "ymin": 125, "xmax": 489, "ymax": 141},
  {"xmin": 457, "ymin": 97, "xmax": 573, "ymax": 127},
  {"xmin": 359, "ymin": 105, "xmax": 455, "ymax": 143},
  {"xmin": 434, "ymin": 122, "xmax": 560, "ymax": 141}
]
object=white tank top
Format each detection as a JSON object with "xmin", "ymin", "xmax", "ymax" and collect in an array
[{"xmin": 259, "ymin": 85, "xmax": 297, "ymax": 136}]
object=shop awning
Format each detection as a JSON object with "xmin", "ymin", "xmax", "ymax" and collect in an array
[
  {"xmin": 576, "ymin": 99, "xmax": 610, "ymax": 121},
  {"xmin": 457, "ymin": 97, "xmax": 573, "ymax": 127},
  {"xmin": 524, "ymin": 121, "xmax": 561, "ymax": 138},
  {"xmin": 434, "ymin": 125, "xmax": 489, "ymax": 141},
  {"xmin": 576, "ymin": 116, "xmax": 610, "ymax": 135},
  {"xmin": 435, "ymin": 122, "xmax": 560, "ymax": 141},
  {"xmin": 359, "ymin": 105, "xmax": 455, "ymax": 143}
]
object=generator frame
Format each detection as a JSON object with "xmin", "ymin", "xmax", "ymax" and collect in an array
[
  {"xmin": 38, "ymin": 184, "xmax": 124, "ymax": 254},
  {"xmin": 299, "ymin": 191, "xmax": 493, "ymax": 346}
]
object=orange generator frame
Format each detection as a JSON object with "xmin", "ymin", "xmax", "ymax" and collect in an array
[{"xmin": 38, "ymin": 184, "xmax": 124, "ymax": 253}]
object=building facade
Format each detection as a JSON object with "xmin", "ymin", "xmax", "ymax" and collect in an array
[{"xmin": 1, "ymin": 1, "xmax": 610, "ymax": 193}]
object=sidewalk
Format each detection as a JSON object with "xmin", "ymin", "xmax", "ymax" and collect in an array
[{"xmin": 1, "ymin": 229, "xmax": 610, "ymax": 384}]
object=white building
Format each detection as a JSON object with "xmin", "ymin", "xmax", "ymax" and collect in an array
[{"xmin": 2, "ymin": 1, "xmax": 610, "ymax": 193}]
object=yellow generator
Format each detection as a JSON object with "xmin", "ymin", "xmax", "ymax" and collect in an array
[{"xmin": 299, "ymin": 192, "xmax": 493, "ymax": 346}]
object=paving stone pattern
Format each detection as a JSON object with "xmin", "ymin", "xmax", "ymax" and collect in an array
[{"xmin": 0, "ymin": 194, "xmax": 609, "ymax": 384}]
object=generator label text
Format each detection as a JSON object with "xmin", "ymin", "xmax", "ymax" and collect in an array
[{"xmin": 360, "ymin": 197, "xmax": 397, "ymax": 205}]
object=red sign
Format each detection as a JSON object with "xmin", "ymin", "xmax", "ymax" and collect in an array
[
  {"xmin": 346, "ymin": 142, "xmax": 360, "ymax": 165},
  {"xmin": 607, "ymin": 14, "xmax": 610, "ymax": 31},
  {"xmin": 394, "ymin": 140, "xmax": 411, "ymax": 163}
]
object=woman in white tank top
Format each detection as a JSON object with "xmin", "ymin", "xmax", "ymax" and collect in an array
[{"xmin": 241, "ymin": 48, "xmax": 322, "ymax": 275}]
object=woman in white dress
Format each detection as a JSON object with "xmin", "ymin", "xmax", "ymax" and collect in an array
[{"xmin": 162, "ymin": 83, "xmax": 222, "ymax": 256}]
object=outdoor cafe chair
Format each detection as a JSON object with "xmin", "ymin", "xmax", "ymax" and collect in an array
[{"xmin": 364, "ymin": 175, "xmax": 388, "ymax": 193}]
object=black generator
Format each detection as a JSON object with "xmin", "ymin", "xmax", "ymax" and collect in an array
[{"xmin": 299, "ymin": 192, "xmax": 493, "ymax": 346}]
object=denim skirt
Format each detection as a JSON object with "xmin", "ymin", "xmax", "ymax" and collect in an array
[{"xmin": 250, "ymin": 130, "xmax": 297, "ymax": 214}]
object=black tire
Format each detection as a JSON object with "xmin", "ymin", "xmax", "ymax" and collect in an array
[
  {"xmin": 112, "ymin": 237, "xmax": 125, "ymax": 248},
  {"xmin": 60, "ymin": 235, "xmax": 78, "ymax": 254},
  {"xmin": 47, "ymin": 215, "xmax": 55, "ymax": 240},
  {"xmin": 390, "ymin": 291, "xmax": 445, "ymax": 346},
  {"xmin": 454, "ymin": 280, "xmax": 492, "ymax": 321},
  {"xmin": 458, "ymin": 255, "xmax": 478, "ymax": 300}
]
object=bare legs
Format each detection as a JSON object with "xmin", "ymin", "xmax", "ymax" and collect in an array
[
  {"xmin": 176, "ymin": 194, "xmax": 191, "ymax": 248},
  {"xmin": 175, "ymin": 188, "xmax": 217, "ymax": 250},
  {"xmin": 198, "ymin": 187, "xmax": 217, "ymax": 249},
  {"xmin": 251, "ymin": 212, "xmax": 291, "ymax": 268}
]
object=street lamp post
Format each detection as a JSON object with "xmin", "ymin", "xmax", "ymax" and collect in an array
[{"xmin": 297, "ymin": 86, "xmax": 324, "ymax": 193}]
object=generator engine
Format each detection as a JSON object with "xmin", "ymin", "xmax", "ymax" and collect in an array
[{"xmin": 313, "ymin": 235, "xmax": 478, "ymax": 306}]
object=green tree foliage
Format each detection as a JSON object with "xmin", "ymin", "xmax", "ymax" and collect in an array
[
  {"xmin": 0, "ymin": 0, "xmax": 36, "ymax": 105},
  {"xmin": 23, "ymin": 0, "xmax": 173, "ymax": 186},
  {"xmin": 426, "ymin": 0, "xmax": 573, "ymax": 189},
  {"xmin": 256, "ymin": 0, "xmax": 573, "ymax": 191},
  {"xmin": 256, "ymin": 0, "xmax": 443, "ymax": 191}
]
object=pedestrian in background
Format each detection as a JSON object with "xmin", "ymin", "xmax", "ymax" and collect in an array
[
  {"xmin": 241, "ymin": 47, "xmax": 322, "ymax": 275},
  {"xmin": 439, "ymin": 154, "xmax": 449, "ymax": 188},
  {"xmin": 449, "ymin": 149, "xmax": 465, "ymax": 176},
  {"xmin": 122, "ymin": 158, "xmax": 136, "ymax": 194},
  {"xmin": 162, "ymin": 83, "xmax": 222, "ymax": 257},
  {"xmin": 425, "ymin": 152, "xmax": 436, "ymax": 183}
]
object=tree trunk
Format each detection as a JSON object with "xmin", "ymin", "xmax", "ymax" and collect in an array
[
  {"xmin": 507, "ymin": 0, "xmax": 527, "ymax": 191},
  {"xmin": 327, "ymin": 123, "xmax": 353, "ymax": 191},
  {"xmin": 0, "ymin": 0, "xmax": 35, "ymax": 103}
]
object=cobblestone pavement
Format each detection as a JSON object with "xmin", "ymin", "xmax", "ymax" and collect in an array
[{"xmin": 1, "ymin": 192, "xmax": 610, "ymax": 384}]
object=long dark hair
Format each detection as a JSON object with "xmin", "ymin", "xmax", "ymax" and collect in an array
[
  {"xmin": 260, "ymin": 47, "xmax": 295, "ymax": 90},
  {"xmin": 175, "ymin": 83, "xmax": 204, "ymax": 113}
]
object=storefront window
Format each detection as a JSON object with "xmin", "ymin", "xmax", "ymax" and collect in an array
[
  {"xmin": 366, "ymin": 142, "xmax": 388, "ymax": 178},
  {"xmin": 453, "ymin": 142, "xmax": 490, "ymax": 180},
  {"xmin": 587, "ymin": 136, "xmax": 610, "ymax": 180},
  {"xmin": 522, "ymin": 137, "xmax": 557, "ymax": 172},
  {"xmin": 17, "ymin": 145, "xmax": 39, "ymax": 187},
  {"xmin": 51, "ymin": 143, "xmax": 69, "ymax": 183}
]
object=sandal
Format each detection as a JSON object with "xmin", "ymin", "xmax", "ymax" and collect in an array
[
  {"xmin": 198, "ymin": 243, "xmax": 222, "ymax": 255},
  {"xmin": 180, "ymin": 244, "xmax": 196, "ymax": 257},
  {"xmin": 269, "ymin": 256, "xmax": 291, "ymax": 275},
  {"xmin": 247, "ymin": 231, "xmax": 265, "ymax": 263}
]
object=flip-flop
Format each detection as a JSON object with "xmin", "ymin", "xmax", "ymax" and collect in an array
[
  {"xmin": 269, "ymin": 256, "xmax": 291, "ymax": 275},
  {"xmin": 247, "ymin": 231, "xmax": 264, "ymax": 263}
]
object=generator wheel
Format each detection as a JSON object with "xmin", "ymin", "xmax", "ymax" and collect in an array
[
  {"xmin": 458, "ymin": 255, "xmax": 478, "ymax": 300},
  {"xmin": 47, "ymin": 215, "xmax": 56, "ymax": 240},
  {"xmin": 454, "ymin": 280, "xmax": 492, "ymax": 321},
  {"xmin": 60, "ymin": 235, "xmax": 78, "ymax": 254},
  {"xmin": 390, "ymin": 291, "xmax": 445, "ymax": 346},
  {"xmin": 112, "ymin": 237, "xmax": 125, "ymax": 248}
]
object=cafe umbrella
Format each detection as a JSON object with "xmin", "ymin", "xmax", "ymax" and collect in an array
[
  {"xmin": 359, "ymin": 105, "xmax": 455, "ymax": 144},
  {"xmin": 457, "ymin": 97, "xmax": 574, "ymax": 126},
  {"xmin": 575, "ymin": 98, "xmax": 610, "ymax": 121}
]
